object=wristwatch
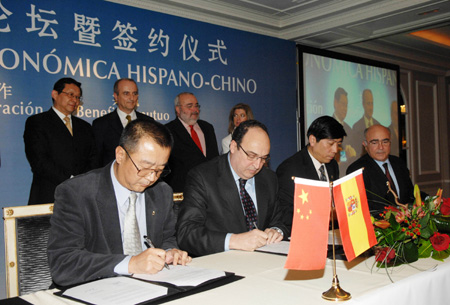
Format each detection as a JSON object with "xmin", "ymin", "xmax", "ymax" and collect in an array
[{"xmin": 270, "ymin": 227, "xmax": 284, "ymax": 238}]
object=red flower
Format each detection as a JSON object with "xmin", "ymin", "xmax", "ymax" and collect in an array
[
  {"xmin": 376, "ymin": 247, "xmax": 396, "ymax": 263},
  {"xmin": 440, "ymin": 198, "xmax": 450, "ymax": 216},
  {"xmin": 430, "ymin": 232, "xmax": 450, "ymax": 252}
]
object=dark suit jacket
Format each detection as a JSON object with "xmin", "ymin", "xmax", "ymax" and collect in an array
[
  {"xmin": 23, "ymin": 108, "xmax": 97, "ymax": 205},
  {"xmin": 92, "ymin": 109, "xmax": 153, "ymax": 167},
  {"xmin": 165, "ymin": 118, "xmax": 219, "ymax": 192},
  {"xmin": 276, "ymin": 147, "xmax": 339, "ymax": 235},
  {"xmin": 47, "ymin": 163, "xmax": 177, "ymax": 287},
  {"xmin": 333, "ymin": 114, "xmax": 356, "ymax": 175},
  {"xmin": 176, "ymin": 154, "xmax": 287, "ymax": 257},
  {"xmin": 346, "ymin": 154, "xmax": 414, "ymax": 215}
]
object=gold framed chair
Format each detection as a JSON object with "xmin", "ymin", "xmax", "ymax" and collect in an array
[
  {"xmin": 3, "ymin": 204, "xmax": 54, "ymax": 298},
  {"xmin": 173, "ymin": 192, "xmax": 184, "ymax": 203},
  {"xmin": 173, "ymin": 192, "xmax": 184, "ymax": 218}
]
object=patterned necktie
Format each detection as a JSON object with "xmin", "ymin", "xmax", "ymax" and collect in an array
[
  {"xmin": 123, "ymin": 192, "xmax": 142, "ymax": 256},
  {"xmin": 319, "ymin": 165, "xmax": 327, "ymax": 181},
  {"xmin": 126, "ymin": 114, "xmax": 132, "ymax": 125},
  {"xmin": 383, "ymin": 163, "xmax": 398, "ymax": 196},
  {"xmin": 63, "ymin": 116, "xmax": 73, "ymax": 136},
  {"xmin": 189, "ymin": 125, "xmax": 203, "ymax": 153},
  {"xmin": 239, "ymin": 178, "xmax": 258, "ymax": 231}
]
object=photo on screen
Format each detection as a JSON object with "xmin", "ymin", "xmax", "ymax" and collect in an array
[{"xmin": 298, "ymin": 45, "xmax": 401, "ymax": 176}]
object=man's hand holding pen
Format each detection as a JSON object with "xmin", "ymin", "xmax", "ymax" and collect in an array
[{"xmin": 127, "ymin": 235, "xmax": 192, "ymax": 275}]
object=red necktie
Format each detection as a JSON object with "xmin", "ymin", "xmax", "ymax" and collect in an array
[{"xmin": 189, "ymin": 125, "xmax": 203, "ymax": 153}]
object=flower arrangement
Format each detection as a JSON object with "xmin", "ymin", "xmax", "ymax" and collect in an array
[{"xmin": 373, "ymin": 185, "xmax": 450, "ymax": 268}]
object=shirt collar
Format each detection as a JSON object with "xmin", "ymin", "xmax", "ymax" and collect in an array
[
  {"xmin": 110, "ymin": 161, "xmax": 140, "ymax": 208},
  {"xmin": 117, "ymin": 108, "xmax": 136, "ymax": 121},
  {"xmin": 227, "ymin": 153, "xmax": 255, "ymax": 186},
  {"xmin": 307, "ymin": 147, "xmax": 326, "ymax": 172},
  {"xmin": 52, "ymin": 106, "xmax": 71, "ymax": 120}
]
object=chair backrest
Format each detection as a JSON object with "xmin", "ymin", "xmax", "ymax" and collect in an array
[{"xmin": 3, "ymin": 204, "xmax": 54, "ymax": 298}]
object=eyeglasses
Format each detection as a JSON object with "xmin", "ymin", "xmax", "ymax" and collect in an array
[
  {"xmin": 178, "ymin": 103, "xmax": 201, "ymax": 109},
  {"xmin": 367, "ymin": 139, "xmax": 391, "ymax": 146},
  {"xmin": 121, "ymin": 92, "xmax": 139, "ymax": 97},
  {"xmin": 237, "ymin": 143, "xmax": 270, "ymax": 164},
  {"xmin": 61, "ymin": 91, "xmax": 83, "ymax": 102},
  {"xmin": 121, "ymin": 146, "xmax": 171, "ymax": 178}
]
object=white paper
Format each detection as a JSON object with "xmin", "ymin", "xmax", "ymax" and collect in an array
[
  {"xmin": 256, "ymin": 240, "xmax": 290, "ymax": 255},
  {"xmin": 133, "ymin": 265, "xmax": 226, "ymax": 286},
  {"xmin": 62, "ymin": 276, "xmax": 167, "ymax": 305}
]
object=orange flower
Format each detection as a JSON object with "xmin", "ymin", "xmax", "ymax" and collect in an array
[{"xmin": 374, "ymin": 220, "xmax": 390, "ymax": 229}]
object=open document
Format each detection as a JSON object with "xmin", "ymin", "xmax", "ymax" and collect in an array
[
  {"xmin": 256, "ymin": 240, "xmax": 290, "ymax": 255},
  {"xmin": 133, "ymin": 265, "xmax": 226, "ymax": 286},
  {"xmin": 62, "ymin": 277, "xmax": 167, "ymax": 305}
]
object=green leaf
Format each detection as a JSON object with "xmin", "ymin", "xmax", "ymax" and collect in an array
[
  {"xmin": 420, "ymin": 226, "xmax": 433, "ymax": 240},
  {"xmin": 389, "ymin": 214, "xmax": 400, "ymax": 230},
  {"xmin": 403, "ymin": 242, "xmax": 419, "ymax": 263},
  {"xmin": 394, "ymin": 231, "xmax": 407, "ymax": 241},
  {"xmin": 431, "ymin": 250, "xmax": 449, "ymax": 262},
  {"xmin": 419, "ymin": 213, "xmax": 430, "ymax": 228},
  {"xmin": 418, "ymin": 240, "xmax": 432, "ymax": 258}
]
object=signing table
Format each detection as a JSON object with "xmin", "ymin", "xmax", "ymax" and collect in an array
[{"xmin": 19, "ymin": 250, "xmax": 450, "ymax": 305}]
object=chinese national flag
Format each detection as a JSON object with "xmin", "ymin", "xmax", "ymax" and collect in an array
[
  {"xmin": 285, "ymin": 177, "xmax": 331, "ymax": 270},
  {"xmin": 333, "ymin": 169, "xmax": 377, "ymax": 261}
]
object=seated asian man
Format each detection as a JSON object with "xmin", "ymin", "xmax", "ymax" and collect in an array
[{"xmin": 48, "ymin": 119, "xmax": 191, "ymax": 287}]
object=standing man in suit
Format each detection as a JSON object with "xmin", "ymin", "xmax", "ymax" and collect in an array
[
  {"xmin": 332, "ymin": 87, "xmax": 356, "ymax": 174},
  {"xmin": 177, "ymin": 120, "xmax": 287, "ymax": 257},
  {"xmin": 23, "ymin": 77, "xmax": 97, "ymax": 205},
  {"xmin": 352, "ymin": 89, "xmax": 381, "ymax": 158},
  {"xmin": 48, "ymin": 119, "xmax": 191, "ymax": 287},
  {"xmin": 347, "ymin": 124, "xmax": 414, "ymax": 215},
  {"xmin": 93, "ymin": 78, "xmax": 153, "ymax": 167},
  {"xmin": 165, "ymin": 92, "xmax": 219, "ymax": 192},
  {"xmin": 276, "ymin": 116, "xmax": 346, "ymax": 235}
]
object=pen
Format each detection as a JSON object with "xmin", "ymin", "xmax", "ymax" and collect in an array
[
  {"xmin": 252, "ymin": 221, "xmax": 258, "ymax": 230},
  {"xmin": 143, "ymin": 235, "xmax": 170, "ymax": 270}
]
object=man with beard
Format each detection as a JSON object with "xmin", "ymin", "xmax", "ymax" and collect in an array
[{"xmin": 165, "ymin": 92, "xmax": 219, "ymax": 192}]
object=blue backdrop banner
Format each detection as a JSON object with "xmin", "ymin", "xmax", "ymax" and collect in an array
[{"xmin": 0, "ymin": 0, "xmax": 296, "ymax": 297}]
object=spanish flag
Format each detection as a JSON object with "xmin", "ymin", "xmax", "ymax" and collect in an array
[
  {"xmin": 285, "ymin": 177, "xmax": 331, "ymax": 270},
  {"xmin": 333, "ymin": 169, "xmax": 377, "ymax": 261}
]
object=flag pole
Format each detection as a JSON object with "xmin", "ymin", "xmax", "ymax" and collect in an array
[{"xmin": 322, "ymin": 181, "xmax": 351, "ymax": 301}]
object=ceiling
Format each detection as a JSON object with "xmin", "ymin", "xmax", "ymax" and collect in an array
[{"xmin": 108, "ymin": 0, "xmax": 450, "ymax": 74}]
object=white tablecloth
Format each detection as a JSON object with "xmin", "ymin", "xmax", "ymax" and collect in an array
[{"xmin": 20, "ymin": 251, "xmax": 450, "ymax": 305}]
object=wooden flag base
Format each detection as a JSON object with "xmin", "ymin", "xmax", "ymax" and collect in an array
[{"xmin": 322, "ymin": 274, "xmax": 351, "ymax": 301}]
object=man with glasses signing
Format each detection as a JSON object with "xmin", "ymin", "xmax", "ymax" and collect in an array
[
  {"xmin": 177, "ymin": 120, "xmax": 287, "ymax": 257},
  {"xmin": 165, "ymin": 92, "xmax": 219, "ymax": 192},
  {"xmin": 347, "ymin": 124, "xmax": 414, "ymax": 215},
  {"xmin": 48, "ymin": 119, "xmax": 191, "ymax": 287},
  {"xmin": 24, "ymin": 77, "xmax": 97, "ymax": 205}
]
